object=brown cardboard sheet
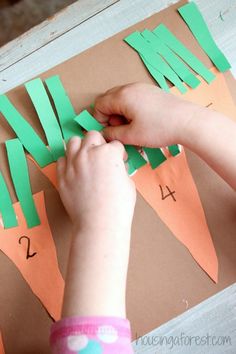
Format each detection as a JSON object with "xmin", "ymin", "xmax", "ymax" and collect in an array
[{"xmin": 0, "ymin": 1, "xmax": 236, "ymax": 352}]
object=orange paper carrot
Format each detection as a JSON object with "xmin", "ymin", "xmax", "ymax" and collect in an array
[
  {"xmin": 132, "ymin": 149, "xmax": 218, "ymax": 282},
  {"xmin": 28, "ymin": 70, "xmax": 236, "ymax": 283},
  {"xmin": 29, "ymin": 150, "xmax": 218, "ymax": 281},
  {"xmin": 0, "ymin": 191, "xmax": 64, "ymax": 320}
]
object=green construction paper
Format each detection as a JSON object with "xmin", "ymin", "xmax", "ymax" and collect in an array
[
  {"xmin": 126, "ymin": 159, "xmax": 136, "ymax": 175},
  {"xmin": 124, "ymin": 32, "xmax": 187, "ymax": 94},
  {"xmin": 141, "ymin": 55, "xmax": 170, "ymax": 92},
  {"xmin": 0, "ymin": 172, "xmax": 18, "ymax": 228},
  {"xmin": 75, "ymin": 110, "xmax": 104, "ymax": 132},
  {"xmin": 0, "ymin": 95, "xmax": 53, "ymax": 167},
  {"xmin": 141, "ymin": 29, "xmax": 200, "ymax": 89},
  {"xmin": 169, "ymin": 144, "xmax": 180, "ymax": 156},
  {"xmin": 25, "ymin": 78, "xmax": 65, "ymax": 161},
  {"xmin": 143, "ymin": 147, "xmax": 167, "ymax": 169},
  {"xmin": 6, "ymin": 139, "xmax": 40, "ymax": 228},
  {"xmin": 45, "ymin": 75, "xmax": 84, "ymax": 142},
  {"xmin": 125, "ymin": 145, "xmax": 147, "ymax": 175},
  {"xmin": 153, "ymin": 24, "xmax": 215, "ymax": 84},
  {"xmin": 178, "ymin": 2, "xmax": 231, "ymax": 72}
]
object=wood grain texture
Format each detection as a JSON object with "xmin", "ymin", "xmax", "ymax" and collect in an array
[
  {"xmin": 0, "ymin": 0, "xmax": 235, "ymax": 93},
  {"xmin": 0, "ymin": 0, "xmax": 178, "ymax": 93},
  {"xmin": 0, "ymin": 0, "xmax": 118, "ymax": 72},
  {"xmin": 133, "ymin": 283, "xmax": 236, "ymax": 353}
]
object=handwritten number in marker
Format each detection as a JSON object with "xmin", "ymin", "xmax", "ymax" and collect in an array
[
  {"xmin": 159, "ymin": 185, "xmax": 176, "ymax": 202},
  {"xmin": 19, "ymin": 236, "xmax": 37, "ymax": 259}
]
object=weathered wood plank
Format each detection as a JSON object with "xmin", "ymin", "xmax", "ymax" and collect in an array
[
  {"xmin": 1, "ymin": 0, "xmax": 236, "ymax": 94},
  {"xmin": 0, "ymin": 0, "xmax": 119, "ymax": 72},
  {"xmin": 133, "ymin": 283, "xmax": 236, "ymax": 353},
  {"xmin": 0, "ymin": 0, "xmax": 177, "ymax": 93}
]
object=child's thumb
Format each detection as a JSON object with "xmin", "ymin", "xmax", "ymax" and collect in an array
[{"xmin": 102, "ymin": 125, "xmax": 130, "ymax": 143}]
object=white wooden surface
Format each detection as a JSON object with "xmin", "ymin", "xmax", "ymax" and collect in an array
[
  {"xmin": 0, "ymin": 0, "xmax": 236, "ymax": 93},
  {"xmin": 133, "ymin": 283, "xmax": 236, "ymax": 353},
  {"xmin": 0, "ymin": 0, "xmax": 118, "ymax": 71},
  {"xmin": 0, "ymin": 1, "xmax": 236, "ymax": 353}
]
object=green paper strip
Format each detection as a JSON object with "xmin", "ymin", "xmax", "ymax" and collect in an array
[
  {"xmin": 124, "ymin": 32, "xmax": 187, "ymax": 94},
  {"xmin": 45, "ymin": 75, "xmax": 84, "ymax": 142},
  {"xmin": 141, "ymin": 55, "xmax": 170, "ymax": 92},
  {"xmin": 6, "ymin": 139, "xmax": 40, "ymax": 228},
  {"xmin": 169, "ymin": 144, "xmax": 180, "ymax": 156},
  {"xmin": 75, "ymin": 110, "xmax": 104, "ymax": 132},
  {"xmin": 143, "ymin": 147, "xmax": 167, "ymax": 169},
  {"xmin": 141, "ymin": 29, "xmax": 200, "ymax": 89},
  {"xmin": 125, "ymin": 145, "xmax": 147, "ymax": 175},
  {"xmin": 178, "ymin": 2, "xmax": 231, "ymax": 72},
  {"xmin": 126, "ymin": 159, "xmax": 136, "ymax": 175},
  {"xmin": 0, "ymin": 172, "xmax": 18, "ymax": 228},
  {"xmin": 0, "ymin": 95, "xmax": 53, "ymax": 167},
  {"xmin": 25, "ymin": 78, "xmax": 65, "ymax": 161},
  {"xmin": 153, "ymin": 24, "xmax": 215, "ymax": 84}
]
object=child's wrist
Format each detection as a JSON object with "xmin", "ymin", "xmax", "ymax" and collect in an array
[{"xmin": 176, "ymin": 103, "xmax": 206, "ymax": 146}]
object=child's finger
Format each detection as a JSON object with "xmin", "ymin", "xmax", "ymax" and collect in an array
[
  {"xmin": 66, "ymin": 137, "xmax": 82, "ymax": 165},
  {"xmin": 94, "ymin": 90, "xmax": 125, "ymax": 124},
  {"xmin": 81, "ymin": 130, "xmax": 106, "ymax": 150},
  {"xmin": 108, "ymin": 140, "xmax": 127, "ymax": 161},
  {"xmin": 102, "ymin": 124, "xmax": 131, "ymax": 144},
  {"xmin": 57, "ymin": 157, "xmax": 66, "ymax": 178}
]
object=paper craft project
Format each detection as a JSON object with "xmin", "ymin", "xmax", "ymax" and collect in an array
[
  {"xmin": 25, "ymin": 78, "xmax": 65, "ymax": 161},
  {"xmin": 26, "ymin": 70, "xmax": 235, "ymax": 283},
  {"xmin": 45, "ymin": 75, "xmax": 84, "ymax": 141},
  {"xmin": 75, "ymin": 109, "xmax": 103, "ymax": 132},
  {"xmin": 132, "ymin": 149, "xmax": 218, "ymax": 282},
  {"xmin": 0, "ymin": 172, "xmax": 18, "ymax": 229},
  {"xmin": 6, "ymin": 139, "xmax": 40, "ymax": 229},
  {"xmin": 172, "ymin": 67, "xmax": 236, "ymax": 120},
  {"xmin": 0, "ymin": 191, "xmax": 64, "ymax": 320},
  {"xmin": 153, "ymin": 24, "xmax": 215, "ymax": 84},
  {"xmin": 26, "ymin": 69, "xmax": 236, "ymax": 281},
  {"xmin": 125, "ymin": 145, "xmax": 147, "ymax": 175},
  {"xmin": 141, "ymin": 29, "xmax": 200, "ymax": 88},
  {"xmin": 124, "ymin": 32, "xmax": 187, "ymax": 93},
  {"xmin": 143, "ymin": 147, "xmax": 167, "ymax": 169},
  {"xmin": 0, "ymin": 95, "xmax": 53, "ymax": 167},
  {"xmin": 140, "ymin": 56, "xmax": 170, "ymax": 92},
  {"xmin": 0, "ymin": 333, "xmax": 5, "ymax": 354},
  {"xmin": 28, "ymin": 155, "xmax": 58, "ymax": 190},
  {"xmin": 169, "ymin": 144, "xmax": 180, "ymax": 156},
  {"xmin": 178, "ymin": 2, "xmax": 231, "ymax": 72}
]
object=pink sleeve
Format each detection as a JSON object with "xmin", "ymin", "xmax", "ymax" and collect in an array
[{"xmin": 50, "ymin": 316, "xmax": 133, "ymax": 353}]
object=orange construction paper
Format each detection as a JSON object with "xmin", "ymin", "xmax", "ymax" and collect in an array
[
  {"xmin": 0, "ymin": 333, "xmax": 5, "ymax": 354},
  {"xmin": 132, "ymin": 149, "xmax": 218, "ymax": 282},
  {"xmin": 27, "ymin": 70, "xmax": 235, "ymax": 283},
  {"xmin": 27, "ymin": 155, "xmax": 58, "ymax": 190},
  {"xmin": 172, "ymin": 68, "xmax": 236, "ymax": 119},
  {"xmin": 0, "ymin": 191, "xmax": 64, "ymax": 320}
]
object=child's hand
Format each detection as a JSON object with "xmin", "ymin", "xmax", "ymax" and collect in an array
[
  {"xmin": 58, "ymin": 132, "xmax": 136, "ymax": 317},
  {"xmin": 57, "ymin": 132, "xmax": 136, "ymax": 236},
  {"xmin": 94, "ymin": 83, "xmax": 200, "ymax": 147}
]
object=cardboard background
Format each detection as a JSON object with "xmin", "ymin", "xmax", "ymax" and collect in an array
[{"xmin": 0, "ymin": 1, "xmax": 236, "ymax": 352}]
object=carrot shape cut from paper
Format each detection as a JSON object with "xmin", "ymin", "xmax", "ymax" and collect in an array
[
  {"xmin": 0, "ymin": 191, "xmax": 64, "ymax": 320},
  {"xmin": 27, "ymin": 107, "xmax": 218, "ymax": 280},
  {"xmin": 28, "ymin": 155, "xmax": 58, "ymax": 190},
  {"xmin": 132, "ymin": 149, "xmax": 218, "ymax": 282}
]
